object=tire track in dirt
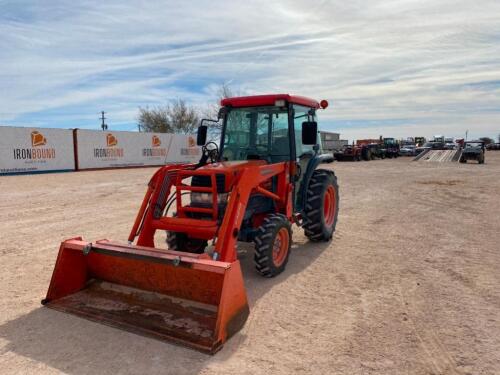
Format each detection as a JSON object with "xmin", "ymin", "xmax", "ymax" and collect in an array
[{"xmin": 396, "ymin": 283, "xmax": 462, "ymax": 375}]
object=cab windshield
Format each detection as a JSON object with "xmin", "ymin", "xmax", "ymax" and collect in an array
[{"xmin": 221, "ymin": 106, "xmax": 290, "ymax": 162}]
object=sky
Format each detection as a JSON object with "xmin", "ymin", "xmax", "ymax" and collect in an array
[{"xmin": 1, "ymin": 0, "xmax": 499, "ymax": 142}]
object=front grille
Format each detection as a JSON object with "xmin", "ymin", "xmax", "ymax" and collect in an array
[{"xmin": 191, "ymin": 174, "xmax": 226, "ymax": 193}]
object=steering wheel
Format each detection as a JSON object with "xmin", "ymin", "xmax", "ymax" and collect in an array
[{"xmin": 202, "ymin": 141, "xmax": 219, "ymax": 163}]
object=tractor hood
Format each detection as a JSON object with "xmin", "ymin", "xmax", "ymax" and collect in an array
[
  {"xmin": 197, "ymin": 160, "xmax": 267, "ymax": 173},
  {"xmin": 190, "ymin": 160, "xmax": 269, "ymax": 193}
]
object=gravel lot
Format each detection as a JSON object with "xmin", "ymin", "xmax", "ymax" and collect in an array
[{"xmin": 1, "ymin": 152, "xmax": 499, "ymax": 375}]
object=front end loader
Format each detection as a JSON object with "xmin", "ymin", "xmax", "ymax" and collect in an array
[{"xmin": 42, "ymin": 94, "xmax": 339, "ymax": 354}]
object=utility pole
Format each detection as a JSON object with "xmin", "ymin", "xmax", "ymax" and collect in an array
[
  {"xmin": 100, "ymin": 111, "xmax": 108, "ymax": 131},
  {"xmin": 465, "ymin": 129, "xmax": 468, "ymax": 141}
]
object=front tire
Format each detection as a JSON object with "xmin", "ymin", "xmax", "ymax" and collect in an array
[
  {"xmin": 303, "ymin": 170, "xmax": 339, "ymax": 242},
  {"xmin": 253, "ymin": 214, "xmax": 292, "ymax": 277}
]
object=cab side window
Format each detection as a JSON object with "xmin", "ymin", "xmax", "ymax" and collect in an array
[{"xmin": 293, "ymin": 105, "xmax": 316, "ymax": 157}]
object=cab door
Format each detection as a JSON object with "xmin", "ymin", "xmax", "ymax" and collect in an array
[{"xmin": 292, "ymin": 105, "xmax": 317, "ymax": 211}]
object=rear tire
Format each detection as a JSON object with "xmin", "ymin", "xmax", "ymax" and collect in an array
[
  {"xmin": 253, "ymin": 214, "xmax": 292, "ymax": 277},
  {"xmin": 303, "ymin": 170, "xmax": 339, "ymax": 242},
  {"xmin": 361, "ymin": 148, "xmax": 369, "ymax": 161},
  {"xmin": 166, "ymin": 231, "xmax": 207, "ymax": 254},
  {"xmin": 460, "ymin": 158, "xmax": 466, "ymax": 163}
]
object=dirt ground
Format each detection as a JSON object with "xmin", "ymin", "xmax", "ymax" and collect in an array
[{"xmin": 1, "ymin": 152, "xmax": 499, "ymax": 375}]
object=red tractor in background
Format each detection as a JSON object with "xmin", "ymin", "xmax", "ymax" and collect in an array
[
  {"xmin": 334, "ymin": 144, "xmax": 363, "ymax": 161},
  {"xmin": 43, "ymin": 94, "xmax": 340, "ymax": 354},
  {"xmin": 356, "ymin": 139, "xmax": 385, "ymax": 160}
]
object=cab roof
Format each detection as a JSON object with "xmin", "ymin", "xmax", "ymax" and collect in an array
[{"xmin": 221, "ymin": 94, "xmax": 320, "ymax": 109}]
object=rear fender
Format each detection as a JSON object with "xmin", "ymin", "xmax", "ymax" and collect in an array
[{"xmin": 298, "ymin": 155, "xmax": 322, "ymax": 211}]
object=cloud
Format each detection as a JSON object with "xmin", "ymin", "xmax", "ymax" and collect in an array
[{"xmin": 0, "ymin": 0, "xmax": 499, "ymax": 141}]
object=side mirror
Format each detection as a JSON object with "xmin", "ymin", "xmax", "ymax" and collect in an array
[
  {"xmin": 302, "ymin": 121, "xmax": 318, "ymax": 145},
  {"xmin": 197, "ymin": 125, "xmax": 208, "ymax": 146}
]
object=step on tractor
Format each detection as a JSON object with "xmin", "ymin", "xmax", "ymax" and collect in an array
[{"xmin": 42, "ymin": 94, "xmax": 340, "ymax": 354}]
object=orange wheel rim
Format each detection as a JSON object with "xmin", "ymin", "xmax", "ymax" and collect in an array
[
  {"xmin": 323, "ymin": 186, "xmax": 336, "ymax": 227},
  {"xmin": 273, "ymin": 228, "xmax": 289, "ymax": 267}
]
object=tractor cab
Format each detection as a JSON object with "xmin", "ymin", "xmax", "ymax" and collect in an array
[
  {"xmin": 196, "ymin": 94, "xmax": 327, "ymax": 212},
  {"xmin": 219, "ymin": 100, "xmax": 315, "ymax": 164}
]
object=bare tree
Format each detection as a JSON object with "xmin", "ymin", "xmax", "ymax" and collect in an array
[
  {"xmin": 199, "ymin": 83, "xmax": 239, "ymax": 141},
  {"xmin": 138, "ymin": 106, "xmax": 170, "ymax": 133},
  {"xmin": 138, "ymin": 99, "xmax": 199, "ymax": 134},
  {"xmin": 137, "ymin": 84, "xmax": 238, "ymax": 138},
  {"xmin": 168, "ymin": 99, "xmax": 199, "ymax": 134},
  {"xmin": 203, "ymin": 83, "xmax": 235, "ymax": 125}
]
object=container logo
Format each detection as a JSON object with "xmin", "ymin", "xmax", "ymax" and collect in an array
[
  {"xmin": 107, "ymin": 133, "xmax": 118, "ymax": 147},
  {"xmin": 181, "ymin": 136, "xmax": 200, "ymax": 156},
  {"xmin": 31, "ymin": 131, "xmax": 47, "ymax": 147},
  {"xmin": 13, "ymin": 131, "xmax": 55, "ymax": 160},
  {"xmin": 94, "ymin": 133, "xmax": 124, "ymax": 158},
  {"xmin": 143, "ymin": 135, "xmax": 166, "ymax": 157},
  {"xmin": 152, "ymin": 135, "xmax": 161, "ymax": 147}
]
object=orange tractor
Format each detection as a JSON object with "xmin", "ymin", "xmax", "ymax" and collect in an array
[{"xmin": 42, "ymin": 94, "xmax": 339, "ymax": 354}]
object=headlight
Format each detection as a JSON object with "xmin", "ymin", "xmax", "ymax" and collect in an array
[{"xmin": 190, "ymin": 192, "xmax": 229, "ymax": 205}]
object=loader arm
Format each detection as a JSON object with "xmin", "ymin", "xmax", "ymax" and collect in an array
[
  {"xmin": 216, "ymin": 162, "xmax": 290, "ymax": 262},
  {"xmin": 129, "ymin": 161, "xmax": 292, "ymax": 262},
  {"xmin": 128, "ymin": 163, "xmax": 194, "ymax": 244}
]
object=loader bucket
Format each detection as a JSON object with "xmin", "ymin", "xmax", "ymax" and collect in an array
[{"xmin": 42, "ymin": 238, "xmax": 249, "ymax": 354}]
